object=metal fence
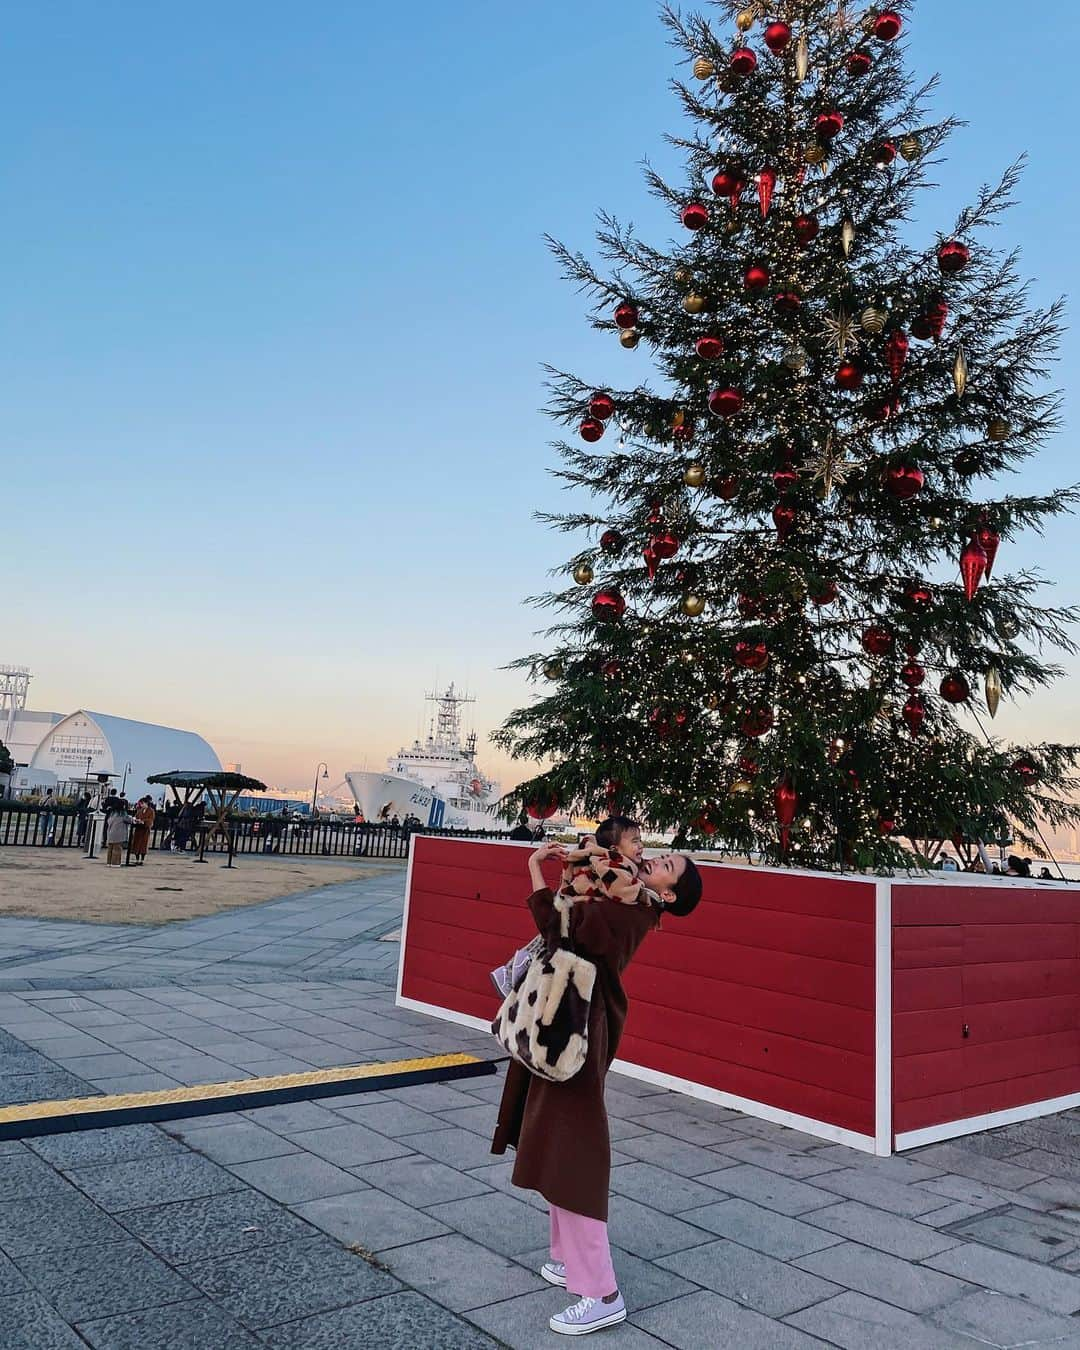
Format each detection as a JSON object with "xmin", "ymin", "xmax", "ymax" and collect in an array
[{"xmin": 0, "ymin": 806, "xmax": 509, "ymax": 860}]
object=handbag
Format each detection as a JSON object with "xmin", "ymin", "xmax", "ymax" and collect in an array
[{"xmin": 490, "ymin": 895, "xmax": 596, "ymax": 1083}]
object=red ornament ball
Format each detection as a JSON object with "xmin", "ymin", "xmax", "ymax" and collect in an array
[
  {"xmin": 734, "ymin": 641, "xmax": 769, "ymax": 672},
  {"xmin": 592, "ymin": 588, "xmax": 626, "ymax": 622},
  {"xmin": 730, "ymin": 46, "xmax": 758, "ymax": 76},
  {"xmin": 651, "ymin": 530, "xmax": 680, "ymax": 560},
  {"xmin": 764, "ymin": 21, "xmax": 792, "ymax": 53},
  {"xmin": 682, "ymin": 202, "xmax": 710, "ymax": 231},
  {"xmin": 580, "ymin": 418, "xmax": 605, "ymax": 443},
  {"xmin": 614, "ymin": 302, "xmax": 639, "ymax": 330},
  {"xmin": 878, "ymin": 813, "xmax": 897, "ymax": 836},
  {"xmin": 874, "ymin": 10, "xmax": 903, "ymax": 42},
  {"xmin": 848, "ymin": 50, "xmax": 872, "ymax": 76},
  {"xmin": 774, "ymin": 290, "xmax": 802, "ymax": 314},
  {"xmin": 816, "ymin": 110, "xmax": 845, "ymax": 140},
  {"xmin": 810, "ymin": 581, "xmax": 839, "ymax": 607},
  {"xmin": 938, "ymin": 240, "xmax": 970, "ymax": 274},
  {"xmin": 526, "ymin": 792, "xmax": 559, "ymax": 821},
  {"xmin": 589, "ymin": 392, "xmax": 615, "ymax": 421},
  {"xmin": 862, "ymin": 624, "xmax": 895, "ymax": 657},
  {"xmin": 696, "ymin": 335, "xmax": 725, "ymax": 360},
  {"xmin": 900, "ymin": 660, "xmax": 926, "ymax": 689},
  {"xmin": 903, "ymin": 581, "xmax": 934, "ymax": 610},
  {"xmin": 940, "ymin": 672, "xmax": 971, "ymax": 704},
  {"xmin": 712, "ymin": 474, "xmax": 740, "ymax": 500},
  {"xmin": 773, "ymin": 467, "xmax": 799, "ymax": 494},
  {"xmin": 600, "ymin": 658, "xmax": 622, "ymax": 680},
  {"xmin": 744, "ymin": 264, "xmax": 770, "ymax": 290},
  {"xmin": 711, "ymin": 168, "xmax": 745, "ymax": 203},
  {"xmin": 1012, "ymin": 756, "xmax": 1041, "ymax": 786},
  {"xmin": 836, "ymin": 362, "xmax": 863, "ymax": 391},
  {"xmin": 902, "ymin": 694, "xmax": 926, "ymax": 736},
  {"xmin": 709, "ymin": 387, "xmax": 744, "ymax": 418},
  {"xmin": 793, "ymin": 214, "xmax": 820, "ymax": 246},
  {"xmin": 886, "ymin": 463, "xmax": 924, "ymax": 500},
  {"xmin": 738, "ymin": 756, "xmax": 760, "ymax": 779},
  {"xmin": 874, "ymin": 141, "xmax": 897, "ymax": 167},
  {"xmin": 600, "ymin": 528, "xmax": 625, "ymax": 554},
  {"xmin": 773, "ymin": 503, "xmax": 797, "ymax": 539},
  {"xmin": 742, "ymin": 707, "xmax": 775, "ymax": 739}
]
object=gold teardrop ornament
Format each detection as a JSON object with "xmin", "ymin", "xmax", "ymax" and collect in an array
[
  {"xmin": 953, "ymin": 346, "xmax": 969, "ymax": 400},
  {"xmin": 985, "ymin": 666, "xmax": 1002, "ymax": 718},
  {"xmin": 795, "ymin": 35, "xmax": 809, "ymax": 81},
  {"xmin": 841, "ymin": 218, "xmax": 856, "ymax": 257}
]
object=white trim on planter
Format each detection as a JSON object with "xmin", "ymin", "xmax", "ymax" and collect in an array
[
  {"xmin": 397, "ymin": 995, "xmax": 490, "ymax": 1035},
  {"xmin": 608, "ymin": 1057, "xmax": 877, "ymax": 1154},
  {"xmin": 874, "ymin": 879, "xmax": 893, "ymax": 1157},
  {"xmin": 395, "ymin": 994, "xmax": 878, "ymax": 1153},
  {"xmin": 395, "ymin": 832, "xmax": 418, "ymax": 1004},
  {"xmin": 895, "ymin": 1091, "xmax": 1080, "ymax": 1152}
]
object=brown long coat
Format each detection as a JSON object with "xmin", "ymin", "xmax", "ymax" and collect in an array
[{"xmin": 490, "ymin": 886, "xmax": 661, "ymax": 1222}]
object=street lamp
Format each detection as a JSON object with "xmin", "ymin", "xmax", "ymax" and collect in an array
[{"xmin": 311, "ymin": 762, "xmax": 329, "ymax": 815}]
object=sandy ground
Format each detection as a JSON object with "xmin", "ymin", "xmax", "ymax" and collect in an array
[{"xmin": 0, "ymin": 849, "xmax": 395, "ymax": 925}]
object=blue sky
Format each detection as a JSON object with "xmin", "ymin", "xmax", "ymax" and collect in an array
[{"xmin": 4, "ymin": 1, "xmax": 1079, "ymax": 788}]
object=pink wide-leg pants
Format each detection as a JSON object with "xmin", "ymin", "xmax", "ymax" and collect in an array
[{"xmin": 549, "ymin": 1204, "xmax": 618, "ymax": 1299}]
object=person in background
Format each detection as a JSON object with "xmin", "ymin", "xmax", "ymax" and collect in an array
[
  {"xmin": 104, "ymin": 801, "xmax": 134, "ymax": 867},
  {"xmin": 173, "ymin": 801, "xmax": 197, "ymax": 854},
  {"xmin": 1006, "ymin": 855, "xmax": 1031, "ymax": 878},
  {"xmin": 40, "ymin": 788, "xmax": 58, "ymax": 845},
  {"xmin": 1039, "ymin": 867, "xmax": 1054, "ymax": 881},
  {"xmin": 509, "ymin": 813, "xmax": 534, "ymax": 842},
  {"xmin": 75, "ymin": 792, "xmax": 93, "ymax": 847},
  {"xmin": 131, "ymin": 796, "xmax": 155, "ymax": 864},
  {"xmin": 940, "ymin": 852, "xmax": 960, "ymax": 873}
]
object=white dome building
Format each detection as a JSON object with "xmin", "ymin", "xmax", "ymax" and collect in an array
[{"xmin": 25, "ymin": 710, "xmax": 221, "ymax": 802}]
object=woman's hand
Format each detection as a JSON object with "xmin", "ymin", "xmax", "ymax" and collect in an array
[
  {"xmin": 528, "ymin": 840, "xmax": 567, "ymax": 891},
  {"xmin": 530, "ymin": 841, "xmax": 568, "ymax": 868}
]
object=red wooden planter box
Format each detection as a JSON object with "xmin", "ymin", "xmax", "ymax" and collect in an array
[{"xmin": 396, "ymin": 836, "xmax": 1080, "ymax": 1155}]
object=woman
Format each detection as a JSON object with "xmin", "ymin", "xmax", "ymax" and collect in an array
[
  {"xmin": 131, "ymin": 796, "xmax": 155, "ymax": 864},
  {"xmin": 104, "ymin": 801, "xmax": 135, "ymax": 867},
  {"xmin": 491, "ymin": 840, "xmax": 702, "ymax": 1337}
]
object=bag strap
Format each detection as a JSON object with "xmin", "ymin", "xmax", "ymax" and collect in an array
[{"xmin": 552, "ymin": 894, "xmax": 576, "ymax": 954}]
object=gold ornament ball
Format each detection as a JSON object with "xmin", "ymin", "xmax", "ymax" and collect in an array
[
  {"xmin": 805, "ymin": 143, "xmax": 827, "ymax": 165},
  {"xmin": 693, "ymin": 56, "xmax": 716, "ymax": 80},
  {"xmin": 683, "ymin": 292, "xmax": 708, "ymax": 315},
  {"xmin": 987, "ymin": 416, "xmax": 1010, "ymax": 442},
  {"xmin": 783, "ymin": 344, "xmax": 808, "ymax": 372},
  {"xmin": 730, "ymin": 778, "xmax": 754, "ymax": 797},
  {"xmin": 900, "ymin": 134, "xmax": 923, "ymax": 162},
  {"xmin": 619, "ymin": 328, "xmax": 641, "ymax": 349},
  {"xmin": 572, "ymin": 562, "xmax": 594, "ymax": 586},
  {"xmin": 736, "ymin": 8, "xmax": 756, "ymax": 33},
  {"xmin": 674, "ymin": 266, "xmax": 693, "ymax": 286},
  {"xmin": 861, "ymin": 306, "xmax": 886, "ymax": 334},
  {"xmin": 684, "ymin": 463, "xmax": 707, "ymax": 488},
  {"xmin": 995, "ymin": 612, "xmax": 1021, "ymax": 641},
  {"xmin": 682, "ymin": 593, "xmax": 707, "ymax": 618},
  {"xmin": 543, "ymin": 660, "xmax": 564, "ymax": 681}
]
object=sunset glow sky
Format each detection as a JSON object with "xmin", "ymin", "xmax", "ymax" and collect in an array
[{"xmin": 5, "ymin": 2, "xmax": 1079, "ymax": 791}]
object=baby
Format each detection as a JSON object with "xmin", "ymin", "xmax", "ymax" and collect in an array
[{"xmin": 490, "ymin": 816, "xmax": 647, "ymax": 998}]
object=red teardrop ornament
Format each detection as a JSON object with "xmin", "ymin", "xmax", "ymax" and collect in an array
[
  {"xmin": 758, "ymin": 166, "xmax": 777, "ymax": 218},
  {"xmin": 885, "ymin": 330, "xmax": 909, "ymax": 384},
  {"xmin": 774, "ymin": 777, "xmax": 798, "ymax": 852},
  {"xmin": 773, "ymin": 503, "xmax": 797, "ymax": 539},
  {"xmin": 960, "ymin": 538, "xmax": 988, "ymax": 602},
  {"xmin": 976, "ymin": 525, "xmax": 1001, "ymax": 578},
  {"xmin": 652, "ymin": 531, "xmax": 680, "ymax": 560}
]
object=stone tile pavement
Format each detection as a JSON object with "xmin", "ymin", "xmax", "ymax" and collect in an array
[{"xmin": 2, "ymin": 868, "xmax": 1080, "ymax": 1345}]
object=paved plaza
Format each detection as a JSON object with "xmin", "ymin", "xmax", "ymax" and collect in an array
[{"xmin": 0, "ymin": 866, "xmax": 1079, "ymax": 1346}]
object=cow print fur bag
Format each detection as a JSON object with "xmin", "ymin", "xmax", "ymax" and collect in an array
[{"xmin": 490, "ymin": 894, "xmax": 596, "ymax": 1083}]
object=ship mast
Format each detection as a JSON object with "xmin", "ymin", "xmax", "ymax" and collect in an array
[
  {"xmin": 424, "ymin": 683, "xmax": 475, "ymax": 752},
  {"xmin": 0, "ymin": 666, "xmax": 31, "ymax": 748}
]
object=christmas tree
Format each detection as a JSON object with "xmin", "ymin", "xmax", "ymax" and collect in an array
[{"xmin": 497, "ymin": 0, "xmax": 1080, "ymax": 871}]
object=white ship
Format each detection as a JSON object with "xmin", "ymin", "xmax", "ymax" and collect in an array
[{"xmin": 345, "ymin": 686, "xmax": 502, "ymax": 830}]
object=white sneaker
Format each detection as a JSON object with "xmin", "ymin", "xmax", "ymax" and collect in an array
[
  {"xmin": 540, "ymin": 1261, "xmax": 567, "ymax": 1287},
  {"xmin": 549, "ymin": 1293, "xmax": 626, "ymax": 1336}
]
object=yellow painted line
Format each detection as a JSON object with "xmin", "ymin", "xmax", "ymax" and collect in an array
[{"xmin": 0, "ymin": 1053, "xmax": 485, "ymax": 1127}]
